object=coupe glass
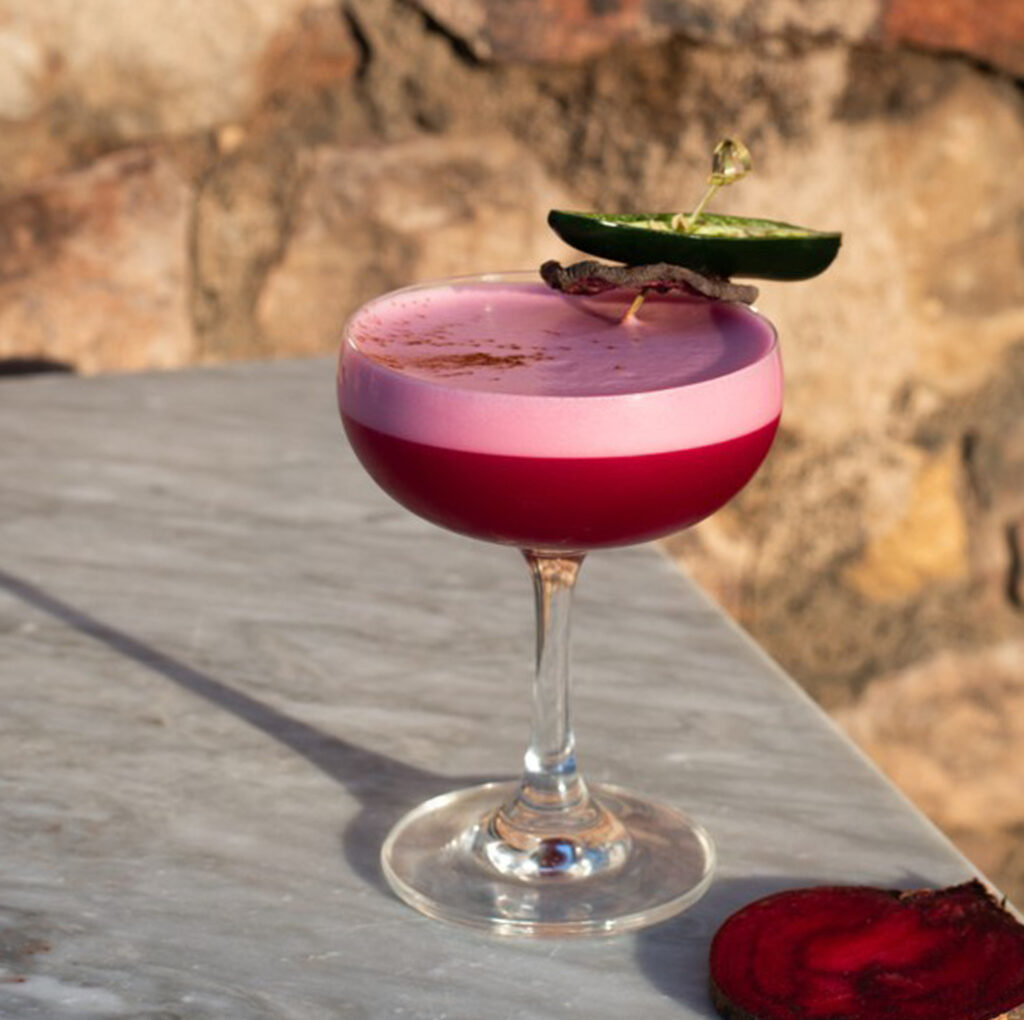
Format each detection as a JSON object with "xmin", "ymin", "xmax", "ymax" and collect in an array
[{"xmin": 337, "ymin": 272, "xmax": 782, "ymax": 936}]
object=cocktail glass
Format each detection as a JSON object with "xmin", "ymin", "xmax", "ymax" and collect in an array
[{"xmin": 338, "ymin": 271, "xmax": 781, "ymax": 936}]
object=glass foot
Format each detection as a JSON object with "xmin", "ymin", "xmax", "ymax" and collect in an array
[{"xmin": 380, "ymin": 780, "xmax": 715, "ymax": 937}]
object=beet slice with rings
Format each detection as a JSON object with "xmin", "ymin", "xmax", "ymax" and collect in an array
[{"xmin": 710, "ymin": 881, "xmax": 1024, "ymax": 1020}]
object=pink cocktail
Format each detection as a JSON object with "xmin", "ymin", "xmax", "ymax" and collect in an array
[
  {"xmin": 338, "ymin": 273, "xmax": 781, "ymax": 936},
  {"xmin": 340, "ymin": 279, "xmax": 780, "ymax": 548}
]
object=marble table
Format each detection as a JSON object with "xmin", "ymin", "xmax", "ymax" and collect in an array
[{"xmin": 0, "ymin": 359, "xmax": 979, "ymax": 1019}]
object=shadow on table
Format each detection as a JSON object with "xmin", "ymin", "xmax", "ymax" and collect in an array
[
  {"xmin": 0, "ymin": 569, "xmax": 952, "ymax": 1009},
  {"xmin": 0, "ymin": 568, "xmax": 491, "ymax": 898},
  {"xmin": 634, "ymin": 867, "xmax": 942, "ymax": 1014}
]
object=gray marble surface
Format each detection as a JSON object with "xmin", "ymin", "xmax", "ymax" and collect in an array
[{"xmin": 0, "ymin": 359, "xmax": 976, "ymax": 1019}]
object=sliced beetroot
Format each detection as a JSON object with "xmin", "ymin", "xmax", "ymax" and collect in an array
[{"xmin": 710, "ymin": 881, "xmax": 1024, "ymax": 1020}]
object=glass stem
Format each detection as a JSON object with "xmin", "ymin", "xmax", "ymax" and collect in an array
[
  {"xmin": 519, "ymin": 550, "xmax": 587, "ymax": 812},
  {"xmin": 480, "ymin": 549, "xmax": 629, "ymax": 879}
]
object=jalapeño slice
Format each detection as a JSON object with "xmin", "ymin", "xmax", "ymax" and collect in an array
[{"xmin": 548, "ymin": 210, "xmax": 841, "ymax": 281}]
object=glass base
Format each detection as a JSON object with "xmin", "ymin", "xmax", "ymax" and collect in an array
[{"xmin": 380, "ymin": 780, "xmax": 715, "ymax": 937}]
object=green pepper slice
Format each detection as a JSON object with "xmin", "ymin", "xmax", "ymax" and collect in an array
[{"xmin": 548, "ymin": 210, "xmax": 841, "ymax": 281}]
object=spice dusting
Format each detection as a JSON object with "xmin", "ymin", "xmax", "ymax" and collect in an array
[{"xmin": 364, "ymin": 349, "xmax": 550, "ymax": 374}]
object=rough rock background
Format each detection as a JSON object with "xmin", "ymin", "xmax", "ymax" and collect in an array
[{"xmin": 1, "ymin": 0, "xmax": 1022, "ymax": 901}]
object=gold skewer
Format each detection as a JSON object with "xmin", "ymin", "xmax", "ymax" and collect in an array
[
  {"xmin": 620, "ymin": 291, "xmax": 648, "ymax": 323},
  {"xmin": 620, "ymin": 138, "xmax": 753, "ymax": 323},
  {"xmin": 671, "ymin": 138, "xmax": 752, "ymax": 234}
]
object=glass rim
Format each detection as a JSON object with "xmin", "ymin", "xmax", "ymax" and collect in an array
[{"xmin": 340, "ymin": 270, "xmax": 779, "ymax": 402}]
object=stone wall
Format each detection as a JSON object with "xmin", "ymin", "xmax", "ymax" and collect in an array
[{"xmin": 2, "ymin": 0, "xmax": 1023, "ymax": 899}]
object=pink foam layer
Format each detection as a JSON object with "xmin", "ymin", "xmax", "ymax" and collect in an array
[{"xmin": 338, "ymin": 278, "xmax": 783, "ymax": 457}]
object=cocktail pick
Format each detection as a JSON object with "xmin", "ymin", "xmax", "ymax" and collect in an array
[
  {"xmin": 674, "ymin": 138, "xmax": 752, "ymax": 234},
  {"xmin": 622, "ymin": 138, "xmax": 752, "ymax": 322}
]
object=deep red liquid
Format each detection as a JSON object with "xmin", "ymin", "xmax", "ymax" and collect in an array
[{"xmin": 343, "ymin": 415, "xmax": 780, "ymax": 550}]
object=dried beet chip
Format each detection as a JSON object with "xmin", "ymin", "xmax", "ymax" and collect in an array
[
  {"xmin": 710, "ymin": 881, "xmax": 1024, "ymax": 1020},
  {"xmin": 539, "ymin": 260, "xmax": 759, "ymax": 305}
]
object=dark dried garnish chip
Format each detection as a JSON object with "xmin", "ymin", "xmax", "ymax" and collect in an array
[{"xmin": 539, "ymin": 259, "xmax": 759, "ymax": 305}]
